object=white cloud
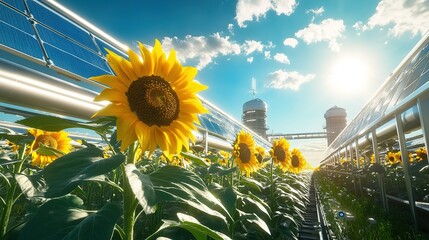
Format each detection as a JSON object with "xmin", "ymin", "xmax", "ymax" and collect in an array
[
  {"xmin": 283, "ymin": 37, "xmax": 298, "ymax": 48},
  {"xmin": 367, "ymin": 0, "xmax": 429, "ymax": 37},
  {"xmin": 295, "ymin": 18, "xmax": 345, "ymax": 52},
  {"xmin": 242, "ymin": 40, "xmax": 265, "ymax": 55},
  {"xmin": 161, "ymin": 33, "xmax": 241, "ymax": 70},
  {"xmin": 228, "ymin": 23, "xmax": 234, "ymax": 35},
  {"xmin": 235, "ymin": 0, "xmax": 297, "ymax": 27},
  {"xmin": 264, "ymin": 50, "xmax": 271, "ymax": 59},
  {"xmin": 353, "ymin": 21, "xmax": 369, "ymax": 34},
  {"xmin": 265, "ymin": 70, "xmax": 315, "ymax": 90},
  {"xmin": 306, "ymin": 6, "xmax": 324, "ymax": 15},
  {"xmin": 271, "ymin": 0, "xmax": 298, "ymax": 15},
  {"xmin": 273, "ymin": 53, "xmax": 290, "ymax": 64},
  {"xmin": 247, "ymin": 57, "xmax": 254, "ymax": 63}
]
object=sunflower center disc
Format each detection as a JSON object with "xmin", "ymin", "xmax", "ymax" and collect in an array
[
  {"xmin": 292, "ymin": 155, "xmax": 300, "ymax": 168},
  {"xmin": 34, "ymin": 135, "xmax": 58, "ymax": 150},
  {"xmin": 389, "ymin": 157, "xmax": 395, "ymax": 162},
  {"xmin": 126, "ymin": 75, "xmax": 179, "ymax": 126},
  {"xmin": 238, "ymin": 143, "xmax": 251, "ymax": 163},
  {"xmin": 274, "ymin": 146, "xmax": 286, "ymax": 162}
]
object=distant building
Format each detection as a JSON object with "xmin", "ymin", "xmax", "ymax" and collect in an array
[
  {"xmin": 324, "ymin": 106, "xmax": 347, "ymax": 146},
  {"xmin": 242, "ymin": 98, "xmax": 268, "ymax": 139}
]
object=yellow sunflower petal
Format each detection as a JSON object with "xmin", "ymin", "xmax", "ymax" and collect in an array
[
  {"xmin": 93, "ymin": 88, "xmax": 127, "ymax": 104},
  {"xmin": 106, "ymin": 50, "xmax": 133, "ymax": 83},
  {"xmin": 90, "ymin": 75, "xmax": 127, "ymax": 91},
  {"xmin": 153, "ymin": 39, "xmax": 167, "ymax": 76},
  {"xmin": 139, "ymin": 42, "xmax": 154, "ymax": 76},
  {"xmin": 128, "ymin": 48, "xmax": 144, "ymax": 77},
  {"xmin": 92, "ymin": 104, "xmax": 128, "ymax": 118}
]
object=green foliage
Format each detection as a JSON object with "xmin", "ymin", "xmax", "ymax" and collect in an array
[
  {"xmin": 148, "ymin": 213, "xmax": 231, "ymax": 240},
  {"xmin": 16, "ymin": 147, "xmax": 125, "ymax": 198},
  {"xmin": 1, "ymin": 115, "xmax": 315, "ymax": 240},
  {"xmin": 17, "ymin": 116, "xmax": 115, "ymax": 134}
]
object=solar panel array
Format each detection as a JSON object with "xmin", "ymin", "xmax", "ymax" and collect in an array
[{"xmin": 0, "ymin": 0, "xmax": 271, "ymax": 149}]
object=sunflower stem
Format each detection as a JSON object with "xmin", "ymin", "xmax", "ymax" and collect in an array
[
  {"xmin": 0, "ymin": 145, "xmax": 27, "ymax": 237},
  {"xmin": 123, "ymin": 142, "xmax": 137, "ymax": 240},
  {"xmin": 269, "ymin": 157, "xmax": 274, "ymax": 221}
]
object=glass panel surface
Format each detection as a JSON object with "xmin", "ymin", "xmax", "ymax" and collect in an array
[
  {"xmin": 0, "ymin": 5, "xmax": 43, "ymax": 60},
  {"xmin": 36, "ymin": 24, "xmax": 112, "ymax": 78},
  {"xmin": 27, "ymin": 0, "xmax": 98, "ymax": 52},
  {"xmin": 0, "ymin": 4, "xmax": 33, "ymax": 34},
  {"xmin": 1, "ymin": 0, "xmax": 26, "ymax": 13}
]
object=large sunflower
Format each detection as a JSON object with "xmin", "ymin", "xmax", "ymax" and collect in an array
[
  {"xmin": 29, "ymin": 128, "xmax": 72, "ymax": 168},
  {"xmin": 233, "ymin": 131, "xmax": 258, "ymax": 177},
  {"xmin": 92, "ymin": 40, "xmax": 208, "ymax": 156},
  {"xmin": 270, "ymin": 138, "xmax": 291, "ymax": 172},
  {"xmin": 289, "ymin": 148, "xmax": 307, "ymax": 174}
]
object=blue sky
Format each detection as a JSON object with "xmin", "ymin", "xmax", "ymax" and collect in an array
[{"xmin": 53, "ymin": 0, "xmax": 429, "ymax": 166}]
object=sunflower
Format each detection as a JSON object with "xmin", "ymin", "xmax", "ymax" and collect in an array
[
  {"xmin": 92, "ymin": 40, "xmax": 208, "ymax": 158},
  {"xmin": 370, "ymin": 154, "xmax": 376, "ymax": 164},
  {"xmin": 385, "ymin": 151, "xmax": 399, "ymax": 165},
  {"xmin": 416, "ymin": 147, "xmax": 427, "ymax": 161},
  {"xmin": 28, "ymin": 128, "xmax": 72, "ymax": 168},
  {"xmin": 270, "ymin": 138, "xmax": 291, "ymax": 172},
  {"xmin": 218, "ymin": 151, "xmax": 230, "ymax": 166},
  {"xmin": 233, "ymin": 130, "xmax": 258, "ymax": 177},
  {"xmin": 289, "ymin": 148, "xmax": 307, "ymax": 174},
  {"xmin": 6, "ymin": 140, "xmax": 19, "ymax": 153},
  {"xmin": 255, "ymin": 145, "xmax": 268, "ymax": 168}
]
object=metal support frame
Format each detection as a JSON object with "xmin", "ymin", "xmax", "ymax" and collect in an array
[
  {"xmin": 372, "ymin": 129, "xmax": 388, "ymax": 211},
  {"xmin": 355, "ymin": 139, "xmax": 362, "ymax": 195},
  {"xmin": 417, "ymin": 97, "xmax": 429, "ymax": 164},
  {"xmin": 395, "ymin": 113, "xmax": 417, "ymax": 229}
]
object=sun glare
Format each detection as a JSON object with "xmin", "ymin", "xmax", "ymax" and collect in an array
[{"xmin": 329, "ymin": 55, "xmax": 369, "ymax": 95}]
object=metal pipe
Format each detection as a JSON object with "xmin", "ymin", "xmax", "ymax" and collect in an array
[{"xmin": 0, "ymin": 58, "xmax": 105, "ymax": 120}]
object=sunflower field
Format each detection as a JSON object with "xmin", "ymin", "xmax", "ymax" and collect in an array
[{"xmin": 0, "ymin": 40, "xmax": 313, "ymax": 240}]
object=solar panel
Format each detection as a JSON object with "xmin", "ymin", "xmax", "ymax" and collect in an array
[
  {"xmin": 27, "ymin": 0, "xmax": 98, "ymax": 52},
  {"xmin": 1, "ymin": 0, "xmax": 26, "ymax": 13},
  {"xmin": 0, "ymin": 3, "xmax": 44, "ymax": 60},
  {"xmin": 36, "ymin": 24, "xmax": 112, "ymax": 78}
]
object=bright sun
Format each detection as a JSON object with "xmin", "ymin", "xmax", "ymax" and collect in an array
[{"xmin": 329, "ymin": 55, "xmax": 369, "ymax": 94}]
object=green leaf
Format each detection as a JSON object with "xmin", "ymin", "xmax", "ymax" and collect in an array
[
  {"xmin": 63, "ymin": 203, "xmax": 121, "ymax": 240},
  {"xmin": 0, "ymin": 152, "xmax": 21, "ymax": 166},
  {"xmin": 16, "ymin": 195, "xmax": 88, "ymax": 240},
  {"xmin": 16, "ymin": 116, "xmax": 115, "ymax": 134},
  {"xmin": 16, "ymin": 147, "xmax": 125, "ymax": 198},
  {"xmin": 125, "ymin": 164, "xmax": 157, "ymax": 214},
  {"xmin": 0, "ymin": 133, "xmax": 34, "ymax": 145},
  {"xmin": 181, "ymin": 151, "xmax": 209, "ymax": 166},
  {"xmin": 35, "ymin": 143, "xmax": 65, "ymax": 157},
  {"xmin": 239, "ymin": 176, "xmax": 263, "ymax": 192},
  {"xmin": 218, "ymin": 166, "xmax": 237, "ymax": 176},
  {"xmin": 150, "ymin": 166, "xmax": 232, "ymax": 223},
  {"xmin": 218, "ymin": 186, "xmax": 237, "ymax": 217},
  {"xmin": 147, "ymin": 213, "xmax": 231, "ymax": 240},
  {"xmin": 208, "ymin": 163, "xmax": 224, "ymax": 174},
  {"xmin": 237, "ymin": 192, "xmax": 271, "ymax": 219},
  {"xmin": 238, "ymin": 211, "xmax": 271, "ymax": 236}
]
